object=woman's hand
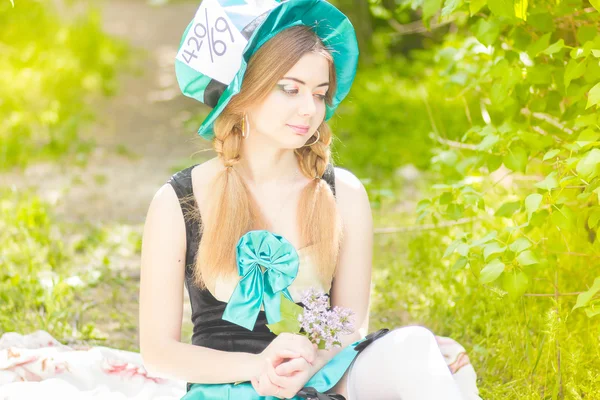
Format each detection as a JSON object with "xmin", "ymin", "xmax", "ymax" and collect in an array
[
  {"xmin": 251, "ymin": 353, "xmax": 315, "ymax": 399},
  {"xmin": 251, "ymin": 333, "xmax": 318, "ymax": 398},
  {"xmin": 259, "ymin": 333, "xmax": 318, "ymax": 367}
]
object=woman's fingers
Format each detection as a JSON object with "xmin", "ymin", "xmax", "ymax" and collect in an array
[
  {"xmin": 275, "ymin": 357, "xmax": 307, "ymax": 376},
  {"xmin": 281, "ymin": 333, "xmax": 316, "ymax": 364},
  {"xmin": 272, "ymin": 349, "xmax": 300, "ymax": 367},
  {"xmin": 252, "ymin": 372, "xmax": 283, "ymax": 397},
  {"xmin": 292, "ymin": 336, "xmax": 317, "ymax": 364},
  {"xmin": 272, "ymin": 347, "xmax": 313, "ymax": 370},
  {"xmin": 266, "ymin": 357, "xmax": 292, "ymax": 387}
]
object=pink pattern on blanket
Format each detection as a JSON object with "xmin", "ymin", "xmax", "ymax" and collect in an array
[
  {"xmin": 435, "ymin": 335, "xmax": 473, "ymax": 374},
  {"xmin": 2, "ymin": 348, "xmax": 71, "ymax": 382},
  {"xmin": 101, "ymin": 359, "xmax": 168, "ymax": 384}
]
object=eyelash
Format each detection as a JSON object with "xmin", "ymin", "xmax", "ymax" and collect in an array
[{"xmin": 280, "ymin": 87, "xmax": 326, "ymax": 101}]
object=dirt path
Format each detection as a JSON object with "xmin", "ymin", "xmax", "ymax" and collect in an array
[
  {"xmin": 3, "ymin": 0, "xmax": 212, "ymax": 224},
  {"xmin": 1, "ymin": 0, "xmax": 212, "ymax": 349}
]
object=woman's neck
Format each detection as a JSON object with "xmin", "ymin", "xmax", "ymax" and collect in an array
[{"xmin": 237, "ymin": 144, "xmax": 300, "ymax": 185}]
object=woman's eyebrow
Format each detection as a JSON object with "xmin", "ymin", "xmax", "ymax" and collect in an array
[{"xmin": 281, "ymin": 76, "xmax": 329, "ymax": 87}]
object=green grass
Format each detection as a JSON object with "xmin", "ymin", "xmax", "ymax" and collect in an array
[
  {"xmin": 369, "ymin": 197, "xmax": 600, "ymax": 399},
  {"xmin": 2, "ymin": 174, "xmax": 599, "ymax": 398},
  {"xmin": 0, "ymin": 0, "xmax": 132, "ymax": 170}
]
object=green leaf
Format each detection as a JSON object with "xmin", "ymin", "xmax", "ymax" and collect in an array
[
  {"xmin": 488, "ymin": 0, "xmax": 514, "ymax": 18},
  {"xmin": 574, "ymin": 113, "xmax": 598, "ymax": 129},
  {"xmin": 470, "ymin": 0, "xmax": 486, "ymax": 15},
  {"xmin": 509, "ymin": 237, "xmax": 532, "ymax": 253},
  {"xmin": 586, "ymin": 82, "xmax": 600, "ymax": 109},
  {"xmin": 577, "ymin": 25, "xmax": 598, "ymax": 44},
  {"xmin": 439, "ymin": 191, "xmax": 453, "ymax": 205},
  {"xmin": 442, "ymin": 0, "xmax": 463, "ymax": 16},
  {"xmin": 480, "ymin": 259, "xmax": 505, "ymax": 284},
  {"xmin": 456, "ymin": 243, "xmax": 470, "ymax": 257},
  {"xmin": 585, "ymin": 305, "xmax": 600, "ymax": 318},
  {"xmin": 471, "ymin": 231, "xmax": 498, "ymax": 247},
  {"xmin": 525, "ymin": 193, "xmax": 543, "ymax": 220},
  {"xmin": 452, "ymin": 256, "xmax": 469, "ymax": 271},
  {"xmin": 527, "ymin": 33, "xmax": 551, "ymax": 57},
  {"xmin": 423, "ymin": 0, "xmax": 444, "ymax": 23},
  {"xmin": 503, "ymin": 146, "xmax": 528, "ymax": 173},
  {"xmin": 573, "ymin": 277, "xmax": 600, "ymax": 311},
  {"xmin": 487, "ymin": 155, "xmax": 503, "ymax": 172},
  {"xmin": 473, "ymin": 18, "xmax": 502, "ymax": 47},
  {"xmin": 516, "ymin": 250, "xmax": 538, "ymax": 266},
  {"xmin": 483, "ymin": 242, "xmax": 506, "ymax": 261},
  {"xmin": 514, "ymin": 0, "xmax": 527, "ymax": 20},
  {"xmin": 369, "ymin": 4, "xmax": 392, "ymax": 19},
  {"xmin": 446, "ymin": 203, "xmax": 464, "ymax": 220},
  {"xmin": 416, "ymin": 199, "xmax": 431, "ymax": 213},
  {"xmin": 266, "ymin": 294, "xmax": 303, "ymax": 335},
  {"xmin": 477, "ymin": 133, "xmax": 499, "ymax": 151},
  {"xmin": 495, "ymin": 201, "xmax": 521, "ymax": 218},
  {"xmin": 542, "ymin": 39, "xmax": 564, "ymax": 55},
  {"xmin": 266, "ymin": 316, "xmax": 301, "ymax": 335},
  {"xmin": 590, "ymin": 0, "xmax": 600, "ymax": 13},
  {"xmin": 589, "ymin": 209, "xmax": 600, "ymax": 229},
  {"xmin": 444, "ymin": 237, "xmax": 464, "ymax": 258},
  {"xmin": 543, "ymin": 149, "xmax": 561, "ymax": 161},
  {"xmin": 551, "ymin": 205, "xmax": 576, "ymax": 230},
  {"xmin": 564, "ymin": 59, "xmax": 587, "ymax": 89},
  {"xmin": 281, "ymin": 294, "xmax": 304, "ymax": 318},
  {"xmin": 576, "ymin": 129, "xmax": 600, "ymax": 148},
  {"xmin": 502, "ymin": 271, "xmax": 530, "ymax": 298},
  {"xmin": 576, "ymin": 149, "xmax": 600, "ymax": 179},
  {"xmin": 534, "ymin": 172, "xmax": 558, "ymax": 191}
]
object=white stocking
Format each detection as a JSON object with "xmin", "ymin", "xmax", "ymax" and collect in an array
[{"xmin": 345, "ymin": 326, "xmax": 480, "ymax": 400}]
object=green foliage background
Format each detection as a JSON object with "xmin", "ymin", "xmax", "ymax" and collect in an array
[
  {"xmin": 330, "ymin": 0, "xmax": 600, "ymax": 398},
  {"xmin": 1, "ymin": 0, "xmax": 599, "ymax": 398},
  {"xmin": 0, "ymin": 0, "xmax": 130, "ymax": 170}
]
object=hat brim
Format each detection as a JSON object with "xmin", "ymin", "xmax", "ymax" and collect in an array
[{"xmin": 177, "ymin": 0, "xmax": 359, "ymax": 141}]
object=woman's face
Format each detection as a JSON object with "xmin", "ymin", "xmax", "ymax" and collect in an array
[{"xmin": 247, "ymin": 52, "xmax": 330, "ymax": 149}]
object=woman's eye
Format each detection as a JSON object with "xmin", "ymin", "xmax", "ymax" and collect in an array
[{"xmin": 279, "ymin": 85, "xmax": 326, "ymax": 101}]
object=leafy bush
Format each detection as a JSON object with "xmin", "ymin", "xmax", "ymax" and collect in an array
[
  {"xmin": 336, "ymin": 0, "xmax": 600, "ymax": 397},
  {"xmin": 0, "ymin": 0, "xmax": 131, "ymax": 170}
]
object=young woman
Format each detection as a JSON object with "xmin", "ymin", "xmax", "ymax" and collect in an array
[{"xmin": 139, "ymin": 1, "xmax": 481, "ymax": 399}]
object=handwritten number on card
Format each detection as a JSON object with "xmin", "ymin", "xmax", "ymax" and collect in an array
[{"xmin": 181, "ymin": 8, "xmax": 234, "ymax": 65}]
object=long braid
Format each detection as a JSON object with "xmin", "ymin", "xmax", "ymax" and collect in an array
[
  {"xmin": 295, "ymin": 123, "xmax": 343, "ymax": 287},
  {"xmin": 194, "ymin": 118, "xmax": 257, "ymax": 290}
]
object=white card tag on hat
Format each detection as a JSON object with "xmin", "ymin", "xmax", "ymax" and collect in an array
[{"xmin": 176, "ymin": 0, "xmax": 249, "ymax": 85}]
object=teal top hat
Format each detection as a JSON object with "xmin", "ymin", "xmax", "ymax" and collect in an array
[{"xmin": 174, "ymin": 0, "xmax": 359, "ymax": 140}]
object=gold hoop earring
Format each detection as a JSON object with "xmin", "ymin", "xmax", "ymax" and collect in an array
[
  {"xmin": 304, "ymin": 129, "xmax": 320, "ymax": 147},
  {"xmin": 241, "ymin": 114, "xmax": 250, "ymax": 139}
]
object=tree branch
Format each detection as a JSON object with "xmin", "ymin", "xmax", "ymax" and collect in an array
[
  {"xmin": 374, "ymin": 217, "xmax": 476, "ymax": 234},
  {"xmin": 387, "ymin": 18, "xmax": 454, "ymax": 35}
]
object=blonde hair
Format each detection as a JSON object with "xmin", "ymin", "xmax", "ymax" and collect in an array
[{"xmin": 191, "ymin": 25, "xmax": 342, "ymax": 291}]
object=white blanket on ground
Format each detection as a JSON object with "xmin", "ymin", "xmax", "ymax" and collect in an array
[
  {"xmin": 0, "ymin": 330, "xmax": 185, "ymax": 400},
  {"xmin": 0, "ymin": 330, "xmax": 479, "ymax": 400}
]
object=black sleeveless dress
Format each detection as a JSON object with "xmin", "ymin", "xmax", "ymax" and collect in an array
[{"xmin": 166, "ymin": 163, "xmax": 339, "ymax": 392}]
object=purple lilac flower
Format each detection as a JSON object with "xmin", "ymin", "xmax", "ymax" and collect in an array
[{"xmin": 298, "ymin": 288, "xmax": 356, "ymax": 350}]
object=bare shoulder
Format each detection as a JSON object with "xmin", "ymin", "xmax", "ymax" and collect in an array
[
  {"xmin": 333, "ymin": 166, "xmax": 369, "ymax": 200},
  {"xmin": 189, "ymin": 157, "xmax": 222, "ymax": 203},
  {"xmin": 333, "ymin": 166, "xmax": 371, "ymax": 220}
]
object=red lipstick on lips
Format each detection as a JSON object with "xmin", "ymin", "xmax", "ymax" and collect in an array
[{"xmin": 287, "ymin": 124, "xmax": 310, "ymax": 135}]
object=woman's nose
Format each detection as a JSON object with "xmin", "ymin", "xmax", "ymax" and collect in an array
[{"xmin": 298, "ymin": 92, "xmax": 317, "ymax": 116}]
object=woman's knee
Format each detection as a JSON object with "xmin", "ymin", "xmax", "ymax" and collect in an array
[
  {"xmin": 392, "ymin": 325, "xmax": 437, "ymax": 347},
  {"xmin": 388, "ymin": 326, "xmax": 440, "ymax": 367}
]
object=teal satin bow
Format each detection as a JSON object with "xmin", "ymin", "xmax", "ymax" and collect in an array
[{"xmin": 222, "ymin": 230, "xmax": 299, "ymax": 330}]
